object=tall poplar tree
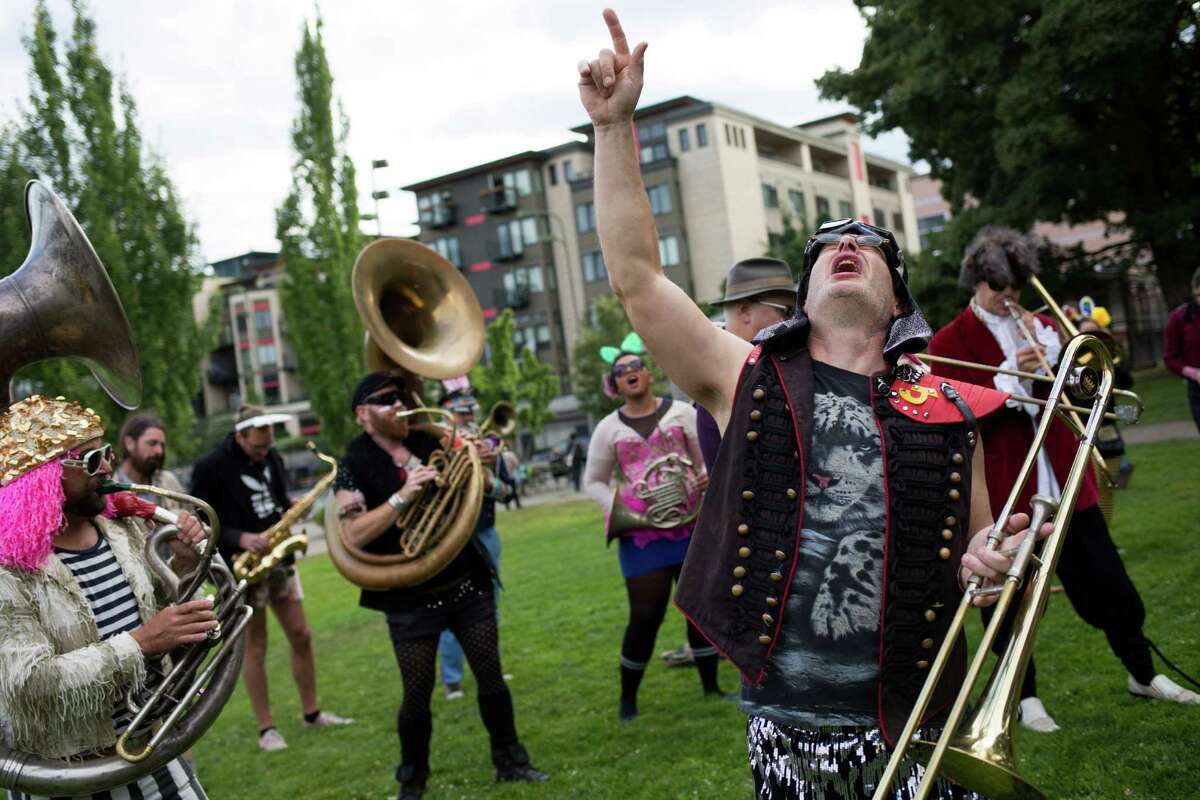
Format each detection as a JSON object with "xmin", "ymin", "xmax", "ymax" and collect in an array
[
  {"xmin": 3, "ymin": 1, "xmax": 213, "ymax": 456},
  {"xmin": 468, "ymin": 309, "xmax": 559, "ymax": 447},
  {"xmin": 275, "ymin": 14, "xmax": 365, "ymax": 449}
]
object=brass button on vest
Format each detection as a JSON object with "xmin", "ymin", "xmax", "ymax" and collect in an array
[
  {"xmin": 774, "ymin": 550, "xmax": 787, "ymax": 561},
  {"xmin": 786, "ymin": 488, "xmax": 797, "ymax": 500},
  {"xmin": 750, "ymin": 410, "xmax": 763, "ymax": 421},
  {"xmin": 942, "ymin": 528, "xmax": 954, "ymax": 541},
  {"xmin": 921, "ymin": 638, "xmax": 935, "ymax": 649},
  {"xmin": 944, "ymin": 515, "xmax": 957, "ymax": 527},
  {"xmin": 765, "ymin": 596, "xmax": 779, "ymax": 607},
  {"xmin": 938, "ymin": 547, "xmax": 951, "ymax": 560},
  {"xmin": 731, "ymin": 584, "xmax": 744, "ymax": 597},
  {"xmin": 742, "ymin": 490, "xmax": 755, "ymax": 501},
  {"xmin": 949, "ymin": 471, "xmax": 962, "ymax": 484},
  {"xmin": 924, "ymin": 609, "xmax": 936, "ymax": 622},
  {"xmin": 916, "ymin": 660, "xmax": 930, "ymax": 670},
  {"xmin": 746, "ymin": 431, "xmax": 759, "ymax": 442},
  {"xmin": 769, "ymin": 571, "xmax": 784, "ymax": 582},
  {"xmin": 753, "ymin": 388, "xmax": 765, "ymax": 400},
  {"xmin": 762, "ymin": 613, "xmax": 774, "ymax": 626},
  {"xmin": 733, "ymin": 566, "xmax": 747, "ymax": 578},
  {"xmin": 758, "ymin": 634, "xmax": 771, "ymax": 645},
  {"xmin": 951, "ymin": 452, "xmax": 964, "ymax": 465},
  {"xmin": 737, "ymin": 523, "xmax": 750, "ymax": 535},
  {"xmin": 948, "ymin": 488, "xmax": 961, "ymax": 501},
  {"xmin": 738, "ymin": 546, "xmax": 751, "ymax": 558}
]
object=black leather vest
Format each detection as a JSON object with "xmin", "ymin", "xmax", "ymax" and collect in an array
[{"xmin": 674, "ymin": 323, "xmax": 978, "ymax": 744}]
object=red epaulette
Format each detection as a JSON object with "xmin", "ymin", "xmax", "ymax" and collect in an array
[{"xmin": 886, "ymin": 370, "xmax": 1009, "ymax": 424}]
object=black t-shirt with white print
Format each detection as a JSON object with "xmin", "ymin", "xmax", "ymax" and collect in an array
[{"xmin": 741, "ymin": 360, "xmax": 886, "ymax": 728}]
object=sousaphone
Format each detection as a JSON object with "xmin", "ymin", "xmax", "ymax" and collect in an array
[
  {"xmin": 326, "ymin": 239, "xmax": 489, "ymax": 589},
  {"xmin": 0, "ymin": 180, "xmax": 142, "ymax": 411}
]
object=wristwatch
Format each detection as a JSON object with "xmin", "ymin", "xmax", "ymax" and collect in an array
[{"xmin": 387, "ymin": 492, "xmax": 407, "ymax": 512}]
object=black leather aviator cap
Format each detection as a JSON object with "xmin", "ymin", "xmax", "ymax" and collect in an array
[{"xmin": 794, "ymin": 218, "xmax": 933, "ymax": 362}]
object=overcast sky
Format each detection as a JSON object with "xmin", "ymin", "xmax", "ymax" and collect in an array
[{"xmin": 0, "ymin": 1, "xmax": 912, "ymax": 264}]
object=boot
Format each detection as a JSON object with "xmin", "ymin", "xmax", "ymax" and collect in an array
[
  {"xmin": 492, "ymin": 742, "xmax": 550, "ymax": 783},
  {"xmin": 395, "ymin": 763, "xmax": 428, "ymax": 800}
]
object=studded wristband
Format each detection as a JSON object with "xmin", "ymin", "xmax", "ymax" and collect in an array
[{"xmin": 387, "ymin": 492, "xmax": 407, "ymax": 512}]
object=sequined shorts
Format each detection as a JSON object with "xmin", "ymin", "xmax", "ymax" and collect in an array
[
  {"xmin": 384, "ymin": 576, "xmax": 493, "ymax": 643},
  {"xmin": 747, "ymin": 716, "xmax": 984, "ymax": 800}
]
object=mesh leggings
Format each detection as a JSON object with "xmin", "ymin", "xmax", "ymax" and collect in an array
[
  {"xmin": 390, "ymin": 613, "xmax": 517, "ymax": 773},
  {"xmin": 620, "ymin": 563, "xmax": 720, "ymax": 706}
]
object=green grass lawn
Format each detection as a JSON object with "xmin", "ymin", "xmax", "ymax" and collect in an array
[
  {"xmin": 194, "ymin": 440, "xmax": 1200, "ymax": 799},
  {"xmin": 1129, "ymin": 366, "xmax": 1191, "ymax": 426}
]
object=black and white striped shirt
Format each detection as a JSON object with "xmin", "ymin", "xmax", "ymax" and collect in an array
[{"xmin": 7, "ymin": 532, "xmax": 208, "ymax": 800}]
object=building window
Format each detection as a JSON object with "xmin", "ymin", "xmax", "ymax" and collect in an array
[
  {"xmin": 430, "ymin": 237, "xmax": 461, "ymax": 267},
  {"xmin": 262, "ymin": 373, "xmax": 281, "ymax": 405},
  {"xmin": 490, "ymin": 168, "xmax": 534, "ymax": 197},
  {"xmin": 647, "ymin": 184, "xmax": 672, "ymax": 215},
  {"xmin": 235, "ymin": 312, "xmax": 248, "ymax": 336},
  {"xmin": 762, "ymin": 184, "xmax": 779, "ymax": 209},
  {"xmin": 257, "ymin": 344, "xmax": 277, "ymax": 366},
  {"xmin": 417, "ymin": 190, "xmax": 454, "ymax": 226},
  {"xmin": 504, "ymin": 265, "xmax": 545, "ymax": 293},
  {"xmin": 658, "ymin": 235, "xmax": 680, "ymax": 267},
  {"xmin": 548, "ymin": 164, "xmax": 558, "ymax": 186},
  {"xmin": 678, "ymin": 128, "xmax": 690, "ymax": 152},
  {"xmin": 918, "ymin": 213, "xmax": 948, "ymax": 248},
  {"xmin": 892, "ymin": 212, "xmax": 904, "ymax": 232},
  {"xmin": 637, "ymin": 121, "xmax": 666, "ymax": 142},
  {"xmin": 638, "ymin": 120, "xmax": 669, "ymax": 164},
  {"xmin": 737, "ymin": 128, "xmax": 747, "ymax": 148},
  {"xmin": 725, "ymin": 123, "xmax": 732, "ymax": 145},
  {"xmin": 582, "ymin": 251, "xmax": 607, "ymax": 282},
  {"xmin": 788, "ymin": 190, "xmax": 806, "ymax": 220},
  {"xmin": 874, "ymin": 208, "xmax": 887, "ymax": 228},
  {"xmin": 696, "ymin": 123, "xmax": 708, "ymax": 147},
  {"xmin": 514, "ymin": 323, "xmax": 552, "ymax": 353},
  {"xmin": 575, "ymin": 202, "xmax": 596, "ymax": 233},
  {"xmin": 563, "ymin": 159, "xmax": 575, "ymax": 181},
  {"xmin": 816, "ymin": 196, "xmax": 831, "ymax": 223},
  {"xmin": 254, "ymin": 308, "xmax": 272, "ymax": 333},
  {"xmin": 838, "ymin": 200, "xmax": 853, "ymax": 219},
  {"xmin": 640, "ymin": 142, "xmax": 668, "ymax": 164}
]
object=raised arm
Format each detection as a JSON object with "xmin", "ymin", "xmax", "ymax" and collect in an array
[{"xmin": 578, "ymin": 9, "xmax": 750, "ymax": 424}]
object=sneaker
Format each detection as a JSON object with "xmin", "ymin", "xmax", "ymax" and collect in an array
[
  {"xmin": 303, "ymin": 710, "xmax": 356, "ymax": 729},
  {"xmin": 1128, "ymin": 674, "xmax": 1200, "ymax": 705},
  {"xmin": 445, "ymin": 682, "xmax": 465, "ymax": 701},
  {"xmin": 503, "ymin": 672, "xmax": 514, "ymax": 682},
  {"xmin": 661, "ymin": 644, "xmax": 695, "ymax": 668},
  {"xmin": 1018, "ymin": 697, "xmax": 1060, "ymax": 733},
  {"xmin": 492, "ymin": 743, "xmax": 550, "ymax": 783},
  {"xmin": 259, "ymin": 728, "xmax": 288, "ymax": 751}
]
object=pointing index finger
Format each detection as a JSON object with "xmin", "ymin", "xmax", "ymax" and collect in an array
[{"xmin": 603, "ymin": 8, "xmax": 630, "ymax": 55}]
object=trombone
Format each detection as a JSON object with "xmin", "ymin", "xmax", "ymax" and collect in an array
[{"xmin": 871, "ymin": 335, "xmax": 1116, "ymax": 800}]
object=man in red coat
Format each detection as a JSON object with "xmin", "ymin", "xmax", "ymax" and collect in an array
[
  {"xmin": 1162, "ymin": 266, "xmax": 1200, "ymax": 432},
  {"xmin": 930, "ymin": 227, "xmax": 1199, "ymax": 733}
]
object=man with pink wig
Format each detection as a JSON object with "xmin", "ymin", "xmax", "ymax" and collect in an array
[{"xmin": 0, "ymin": 394, "xmax": 216, "ymax": 799}]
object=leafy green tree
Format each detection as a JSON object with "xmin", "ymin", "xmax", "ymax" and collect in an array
[
  {"xmin": 817, "ymin": 0, "xmax": 1200, "ymax": 305},
  {"xmin": 468, "ymin": 309, "xmax": 558, "ymax": 443},
  {"xmin": 764, "ymin": 214, "xmax": 811, "ymax": 281},
  {"xmin": 571, "ymin": 295, "xmax": 668, "ymax": 421},
  {"xmin": 3, "ymin": 1, "xmax": 214, "ymax": 457},
  {"xmin": 275, "ymin": 13, "xmax": 365, "ymax": 449}
]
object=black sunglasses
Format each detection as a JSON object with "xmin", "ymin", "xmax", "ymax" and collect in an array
[
  {"xmin": 612, "ymin": 359, "xmax": 646, "ymax": 378},
  {"xmin": 812, "ymin": 232, "xmax": 887, "ymax": 249},
  {"xmin": 986, "ymin": 278, "xmax": 1025, "ymax": 292},
  {"xmin": 61, "ymin": 443, "xmax": 114, "ymax": 475},
  {"xmin": 364, "ymin": 389, "xmax": 406, "ymax": 407}
]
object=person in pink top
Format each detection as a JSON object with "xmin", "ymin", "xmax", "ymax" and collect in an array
[{"xmin": 583, "ymin": 334, "xmax": 730, "ymax": 720}]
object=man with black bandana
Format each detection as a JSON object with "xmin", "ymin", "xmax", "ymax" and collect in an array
[
  {"xmin": 577, "ymin": 11, "xmax": 1052, "ymax": 798},
  {"xmin": 332, "ymin": 372, "xmax": 547, "ymax": 800}
]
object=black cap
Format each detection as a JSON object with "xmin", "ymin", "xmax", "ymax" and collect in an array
[{"xmin": 350, "ymin": 372, "xmax": 406, "ymax": 412}]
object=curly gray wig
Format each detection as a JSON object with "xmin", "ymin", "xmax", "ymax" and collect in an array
[{"xmin": 958, "ymin": 226, "xmax": 1040, "ymax": 290}]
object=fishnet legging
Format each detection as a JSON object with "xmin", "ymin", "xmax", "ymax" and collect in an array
[{"xmin": 391, "ymin": 614, "xmax": 515, "ymax": 770}]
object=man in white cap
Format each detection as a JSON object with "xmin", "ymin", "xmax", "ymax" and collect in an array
[{"xmin": 190, "ymin": 405, "xmax": 353, "ymax": 752}]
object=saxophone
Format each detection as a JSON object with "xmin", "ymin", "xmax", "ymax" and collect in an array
[{"xmin": 232, "ymin": 442, "xmax": 338, "ymax": 584}]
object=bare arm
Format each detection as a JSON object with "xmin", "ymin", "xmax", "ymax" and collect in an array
[
  {"xmin": 334, "ymin": 464, "xmax": 440, "ymax": 549},
  {"xmin": 580, "ymin": 10, "xmax": 751, "ymax": 424},
  {"xmin": 583, "ymin": 419, "xmax": 618, "ymax": 513}
]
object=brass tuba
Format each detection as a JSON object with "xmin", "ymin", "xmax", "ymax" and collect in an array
[
  {"xmin": 325, "ymin": 239, "xmax": 488, "ymax": 589},
  {"xmin": 0, "ymin": 181, "xmax": 249, "ymax": 795},
  {"xmin": 0, "ymin": 181, "xmax": 142, "ymax": 410},
  {"xmin": 871, "ymin": 335, "xmax": 1117, "ymax": 800}
]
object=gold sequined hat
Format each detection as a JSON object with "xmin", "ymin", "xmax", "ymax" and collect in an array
[{"xmin": 0, "ymin": 395, "xmax": 104, "ymax": 486}]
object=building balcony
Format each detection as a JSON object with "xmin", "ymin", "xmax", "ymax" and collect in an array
[
  {"xmin": 486, "ymin": 240, "xmax": 523, "ymax": 262},
  {"xmin": 425, "ymin": 204, "xmax": 457, "ymax": 229},
  {"xmin": 206, "ymin": 353, "xmax": 239, "ymax": 388},
  {"xmin": 494, "ymin": 285, "xmax": 531, "ymax": 310},
  {"xmin": 481, "ymin": 186, "xmax": 518, "ymax": 214}
]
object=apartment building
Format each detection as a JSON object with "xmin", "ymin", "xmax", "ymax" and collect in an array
[
  {"xmin": 403, "ymin": 95, "xmax": 920, "ymax": 395},
  {"xmin": 195, "ymin": 251, "xmax": 317, "ymax": 437}
]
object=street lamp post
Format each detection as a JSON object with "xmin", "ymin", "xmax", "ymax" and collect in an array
[{"xmin": 367, "ymin": 159, "xmax": 389, "ymax": 238}]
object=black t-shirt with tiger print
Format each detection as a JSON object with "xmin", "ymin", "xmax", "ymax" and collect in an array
[{"xmin": 741, "ymin": 360, "xmax": 886, "ymax": 728}]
